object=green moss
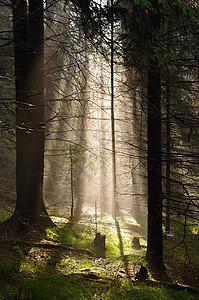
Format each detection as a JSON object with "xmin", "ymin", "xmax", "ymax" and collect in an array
[
  {"xmin": 20, "ymin": 259, "xmax": 39, "ymax": 276},
  {"xmin": 1, "ymin": 275, "xmax": 198, "ymax": 300},
  {"xmin": 45, "ymin": 215, "xmax": 147, "ymax": 261},
  {"xmin": 0, "ymin": 258, "xmax": 20, "ymax": 276},
  {"xmin": 0, "ymin": 254, "xmax": 198, "ymax": 300},
  {"xmin": 46, "ymin": 226, "xmax": 78, "ymax": 244},
  {"xmin": 105, "ymin": 240, "xmax": 120, "ymax": 257},
  {"xmin": 0, "ymin": 206, "xmax": 13, "ymax": 222}
]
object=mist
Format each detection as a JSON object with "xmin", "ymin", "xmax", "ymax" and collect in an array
[{"xmin": 43, "ymin": 3, "xmax": 147, "ymax": 237}]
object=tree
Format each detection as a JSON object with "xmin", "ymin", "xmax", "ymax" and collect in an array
[
  {"xmin": 107, "ymin": 0, "xmax": 165, "ymax": 269},
  {"xmin": 145, "ymin": 4, "xmax": 164, "ymax": 269},
  {"xmin": 2, "ymin": 0, "xmax": 53, "ymax": 231},
  {"xmin": 146, "ymin": 60, "xmax": 164, "ymax": 269},
  {"xmin": 161, "ymin": 5, "xmax": 199, "ymax": 228}
]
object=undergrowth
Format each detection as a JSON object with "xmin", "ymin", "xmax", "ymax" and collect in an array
[
  {"xmin": 0, "ymin": 253, "xmax": 198, "ymax": 300},
  {"xmin": 0, "ymin": 209, "xmax": 198, "ymax": 299},
  {"xmin": 48, "ymin": 215, "xmax": 147, "ymax": 260},
  {"xmin": 0, "ymin": 272, "xmax": 198, "ymax": 299}
]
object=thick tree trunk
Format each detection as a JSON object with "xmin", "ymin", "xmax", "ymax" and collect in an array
[
  {"xmin": 146, "ymin": 61, "xmax": 164, "ymax": 269},
  {"xmin": 6, "ymin": 0, "xmax": 54, "ymax": 231},
  {"xmin": 146, "ymin": 8, "xmax": 164, "ymax": 269},
  {"xmin": 16, "ymin": 0, "xmax": 44, "ymax": 225}
]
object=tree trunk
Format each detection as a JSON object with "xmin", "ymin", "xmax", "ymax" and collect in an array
[
  {"xmin": 110, "ymin": 0, "xmax": 124, "ymax": 258},
  {"xmin": 146, "ymin": 8, "xmax": 164, "ymax": 269},
  {"xmin": 5, "ymin": 0, "xmax": 53, "ymax": 231},
  {"xmin": 146, "ymin": 61, "xmax": 164, "ymax": 269},
  {"xmin": 165, "ymin": 73, "xmax": 171, "ymax": 233}
]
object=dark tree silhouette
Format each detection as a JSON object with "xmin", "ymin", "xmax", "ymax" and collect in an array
[
  {"xmin": 2, "ymin": 0, "xmax": 53, "ymax": 231},
  {"xmin": 146, "ymin": 61, "xmax": 164, "ymax": 269},
  {"xmin": 146, "ymin": 7, "xmax": 164, "ymax": 270}
]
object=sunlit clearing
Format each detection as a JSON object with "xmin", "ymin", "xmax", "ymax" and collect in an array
[{"xmin": 43, "ymin": 10, "xmax": 147, "ymax": 247}]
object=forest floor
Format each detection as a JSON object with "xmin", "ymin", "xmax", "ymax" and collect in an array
[
  {"xmin": 0, "ymin": 236, "xmax": 198, "ymax": 287},
  {"xmin": 0, "ymin": 217, "xmax": 199, "ymax": 299}
]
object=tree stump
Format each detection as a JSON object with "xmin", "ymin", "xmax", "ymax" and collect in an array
[
  {"xmin": 132, "ymin": 237, "xmax": 141, "ymax": 250},
  {"xmin": 94, "ymin": 232, "xmax": 106, "ymax": 257}
]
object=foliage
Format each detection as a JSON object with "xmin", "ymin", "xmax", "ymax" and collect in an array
[
  {"xmin": 46, "ymin": 226, "xmax": 78, "ymax": 245},
  {"xmin": 172, "ymin": 2, "xmax": 197, "ymax": 22},
  {"xmin": 112, "ymin": 0, "xmax": 197, "ymax": 71},
  {"xmin": 0, "ymin": 206, "xmax": 13, "ymax": 222},
  {"xmin": 122, "ymin": 282, "xmax": 197, "ymax": 300},
  {"xmin": 163, "ymin": 216, "xmax": 199, "ymax": 287},
  {"xmin": 0, "ymin": 211, "xmax": 198, "ymax": 298},
  {"xmin": 46, "ymin": 215, "xmax": 147, "ymax": 260},
  {"xmin": 0, "ymin": 268, "xmax": 197, "ymax": 299},
  {"xmin": 0, "ymin": 258, "xmax": 20, "ymax": 277}
]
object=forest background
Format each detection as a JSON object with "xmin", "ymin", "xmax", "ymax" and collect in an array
[{"xmin": 0, "ymin": 0, "xmax": 199, "ymax": 298}]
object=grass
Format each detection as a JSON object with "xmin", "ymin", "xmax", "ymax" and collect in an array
[
  {"xmin": 49, "ymin": 214, "xmax": 147, "ymax": 259},
  {"xmin": 0, "ymin": 209, "xmax": 198, "ymax": 299},
  {"xmin": 0, "ymin": 247, "xmax": 197, "ymax": 300},
  {"xmin": 0, "ymin": 270, "xmax": 198, "ymax": 300},
  {"xmin": 163, "ymin": 216, "xmax": 199, "ymax": 267}
]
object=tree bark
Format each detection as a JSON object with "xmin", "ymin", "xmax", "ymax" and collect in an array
[
  {"xmin": 146, "ymin": 61, "xmax": 164, "ymax": 269},
  {"xmin": 165, "ymin": 73, "xmax": 171, "ymax": 233},
  {"xmin": 6, "ymin": 0, "xmax": 54, "ymax": 231},
  {"xmin": 146, "ymin": 8, "xmax": 165, "ymax": 269}
]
